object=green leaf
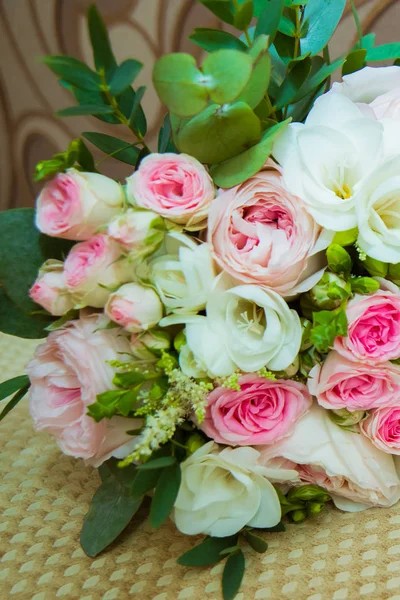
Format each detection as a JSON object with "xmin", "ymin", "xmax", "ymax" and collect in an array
[
  {"xmin": 177, "ymin": 102, "xmax": 261, "ymax": 164},
  {"xmin": 255, "ymin": 0, "xmax": 284, "ymax": 43},
  {"xmin": 350, "ymin": 277, "xmax": 380, "ymax": 295},
  {"xmin": 87, "ymin": 4, "xmax": 118, "ymax": 78},
  {"xmin": 158, "ymin": 114, "xmax": 176, "ymax": 153},
  {"xmin": 137, "ymin": 456, "xmax": 177, "ymax": 471},
  {"xmin": 300, "ymin": 0, "xmax": 346, "ymax": 56},
  {"xmin": 366, "ymin": 43, "xmax": 400, "ymax": 62},
  {"xmin": 128, "ymin": 85, "xmax": 146, "ymax": 130},
  {"xmin": 211, "ymin": 118, "xmax": 290, "ymax": 187},
  {"xmin": 342, "ymin": 48, "xmax": 366, "ymax": 76},
  {"xmin": 244, "ymin": 530, "xmax": 268, "ymax": 553},
  {"xmin": 292, "ymin": 57, "xmax": 344, "ymax": 103},
  {"xmin": 198, "ymin": 1, "xmax": 235, "ymax": 25},
  {"xmin": 150, "ymin": 462, "xmax": 181, "ymax": 529},
  {"xmin": 190, "ymin": 28, "xmax": 248, "ymax": 52},
  {"xmin": 222, "ymin": 549, "xmax": 245, "ymax": 600},
  {"xmin": 109, "ymin": 59, "xmax": 143, "ymax": 95},
  {"xmin": 80, "ymin": 477, "xmax": 142, "ymax": 557},
  {"xmin": 275, "ymin": 57, "xmax": 311, "ymax": 109},
  {"xmin": 356, "ymin": 33, "xmax": 375, "ymax": 51},
  {"xmin": 0, "ymin": 289, "xmax": 51, "ymax": 339},
  {"xmin": 113, "ymin": 371, "xmax": 148, "ymax": 387},
  {"xmin": 57, "ymin": 105, "xmax": 114, "ymax": 117},
  {"xmin": 264, "ymin": 522, "xmax": 286, "ymax": 532},
  {"xmin": 0, "ymin": 375, "xmax": 30, "ymax": 402},
  {"xmin": 177, "ymin": 535, "xmax": 239, "ymax": 567},
  {"xmin": 83, "ymin": 132, "xmax": 140, "ymax": 166},
  {"xmin": 311, "ymin": 308, "xmax": 348, "ymax": 353},
  {"xmin": 131, "ymin": 468, "xmax": 161, "ymax": 497},
  {"xmin": 278, "ymin": 14, "xmax": 296, "ymax": 37},
  {"xmin": 153, "ymin": 53, "xmax": 208, "ymax": 118},
  {"xmin": 237, "ymin": 35, "xmax": 271, "ymax": 108},
  {"xmin": 327, "ymin": 243, "xmax": 352, "ymax": 275},
  {"xmin": 0, "ymin": 382, "xmax": 30, "ymax": 422},
  {"xmin": 202, "ymin": 49, "xmax": 253, "ymax": 104},
  {"xmin": 45, "ymin": 309, "xmax": 78, "ymax": 332},
  {"xmin": 42, "ymin": 55, "xmax": 101, "ymax": 91},
  {"xmin": 233, "ymin": 0, "xmax": 254, "ymax": 31}
]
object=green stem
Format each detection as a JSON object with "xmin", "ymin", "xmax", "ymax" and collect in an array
[
  {"xmin": 294, "ymin": 7, "xmax": 300, "ymax": 59},
  {"xmin": 264, "ymin": 93, "xmax": 278, "ymax": 121}
]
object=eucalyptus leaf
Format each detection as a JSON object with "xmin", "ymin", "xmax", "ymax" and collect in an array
[
  {"xmin": 243, "ymin": 530, "xmax": 268, "ymax": 553},
  {"xmin": 57, "ymin": 105, "xmax": 114, "ymax": 117},
  {"xmin": 0, "ymin": 289, "xmax": 51, "ymax": 339},
  {"xmin": 0, "ymin": 375, "xmax": 30, "ymax": 402},
  {"xmin": 292, "ymin": 57, "xmax": 344, "ymax": 103},
  {"xmin": 342, "ymin": 48, "xmax": 366, "ymax": 76},
  {"xmin": 198, "ymin": 0, "xmax": 235, "ymax": 25},
  {"xmin": 42, "ymin": 55, "xmax": 101, "ymax": 91},
  {"xmin": 275, "ymin": 57, "xmax": 311, "ymax": 109},
  {"xmin": 120, "ymin": 88, "xmax": 147, "ymax": 136},
  {"xmin": 109, "ymin": 59, "xmax": 143, "ymax": 95},
  {"xmin": 255, "ymin": 0, "xmax": 284, "ymax": 43},
  {"xmin": 137, "ymin": 456, "xmax": 177, "ymax": 470},
  {"xmin": 158, "ymin": 114, "xmax": 176, "ymax": 153},
  {"xmin": 202, "ymin": 49, "xmax": 253, "ymax": 104},
  {"xmin": 300, "ymin": 0, "xmax": 346, "ymax": 56},
  {"xmin": 190, "ymin": 28, "xmax": 248, "ymax": 52},
  {"xmin": 0, "ymin": 383, "xmax": 30, "ymax": 422},
  {"xmin": 233, "ymin": 0, "xmax": 254, "ymax": 31},
  {"xmin": 83, "ymin": 132, "xmax": 140, "ymax": 166},
  {"xmin": 366, "ymin": 43, "xmax": 400, "ymax": 62},
  {"xmin": 128, "ymin": 86, "xmax": 147, "ymax": 130},
  {"xmin": 177, "ymin": 535, "xmax": 239, "ymax": 567},
  {"xmin": 131, "ymin": 468, "xmax": 161, "ymax": 497},
  {"xmin": 237, "ymin": 35, "xmax": 271, "ymax": 108},
  {"xmin": 150, "ymin": 462, "xmax": 181, "ymax": 529},
  {"xmin": 278, "ymin": 15, "xmax": 296, "ymax": 37},
  {"xmin": 177, "ymin": 102, "xmax": 261, "ymax": 164},
  {"xmin": 87, "ymin": 4, "xmax": 118, "ymax": 78},
  {"xmin": 222, "ymin": 549, "xmax": 245, "ymax": 600}
]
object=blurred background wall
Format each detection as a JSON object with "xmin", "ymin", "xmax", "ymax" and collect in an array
[{"xmin": 0, "ymin": 0, "xmax": 399, "ymax": 211}]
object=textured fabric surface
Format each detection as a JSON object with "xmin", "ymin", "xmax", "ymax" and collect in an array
[{"xmin": 2, "ymin": 334, "xmax": 400, "ymax": 599}]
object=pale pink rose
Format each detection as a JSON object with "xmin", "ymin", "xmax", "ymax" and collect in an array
[
  {"xmin": 208, "ymin": 160, "xmax": 327, "ymax": 296},
  {"xmin": 259, "ymin": 404, "xmax": 400, "ymax": 511},
  {"xmin": 29, "ymin": 260, "xmax": 74, "ymax": 316},
  {"xmin": 36, "ymin": 168, "xmax": 124, "ymax": 240},
  {"xmin": 361, "ymin": 407, "xmax": 400, "ymax": 455},
  {"xmin": 64, "ymin": 234, "xmax": 131, "ymax": 308},
  {"xmin": 199, "ymin": 374, "xmax": 312, "ymax": 446},
  {"xmin": 105, "ymin": 282, "xmax": 163, "ymax": 333},
  {"xmin": 308, "ymin": 351, "xmax": 400, "ymax": 412},
  {"xmin": 127, "ymin": 153, "xmax": 215, "ymax": 229},
  {"xmin": 25, "ymin": 312, "xmax": 142, "ymax": 467},
  {"xmin": 369, "ymin": 88, "xmax": 400, "ymax": 120},
  {"xmin": 108, "ymin": 208, "xmax": 164, "ymax": 252},
  {"xmin": 334, "ymin": 290, "xmax": 400, "ymax": 363}
]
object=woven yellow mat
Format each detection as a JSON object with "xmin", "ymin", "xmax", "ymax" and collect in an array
[{"xmin": 2, "ymin": 334, "xmax": 400, "ymax": 600}]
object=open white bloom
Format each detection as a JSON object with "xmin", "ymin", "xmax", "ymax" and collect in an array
[
  {"xmin": 174, "ymin": 441, "xmax": 298, "ymax": 537},
  {"xmin": 180, "ymin": 276, "xmax": 302, "ymax": 377},
  {"xmin": 150, "ymin": 232, "xmax": 216, "ymax": 316},
  {"xmin": 273, "ymin": 92, "xmax": 384, "ymax": 231},
  {"xmin": 259, "ymin": 405, "xmax": 400, "ymax": 512},
  {"xmin": 356, "ymin": 155, "xmax": 400, "ymax": 263}
]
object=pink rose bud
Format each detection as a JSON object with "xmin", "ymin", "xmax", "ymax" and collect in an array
[
  {"xmin": 130, "ymin": 329, "xmax": 171, "ymax": 361},
  {"xmin": 108, "ymin": 208, "xmax": 165, "ymax": 255},
  {"xmin": 25, "ymin": 312, "xmax": 142, "ymax": 467},
  {"xmin": 199, "ymin": 374, "xmax": 312, "ymax": 446},
  {"xmin": 335, "ymin": 288, "xmax": 400, "ymax": 363},
  {"xmin": 29, "ymin": 259, "xmax": 74, "ymax": 316},
  {"xmin": 127, "ymin": 153, "xmax": 215, "ymax": 229},
  {"xmin": 105, "ymin": 282, "xmax": 163, "ymax": 333},
  {"xmin": 64, "ymin": 234, "xmax": 131, "ymax": 308},
  {"xmin": 36, "ymin": 168, "xmax": 125, "ymax": 240},
  {"xmin": 361, "ymin": 407, "xmax": 400, "ymax": 454},
  {"xmin": 308, "ymin": 350, "xmax": 400, "ymax": 411}
]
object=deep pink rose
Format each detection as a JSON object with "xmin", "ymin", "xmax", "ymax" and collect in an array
[
  {"xmin": 26, "ymin": 312, "xmax": 141, "ymax": 466},
  {"xmin": 309, "ymin": 351, "xmax": 400, "ymax": 411},
  {"xmin": 335, "ymin": 289, "xmax": 400, "ymax": 363},
  {"xmin": 127, "ymin": 153, "xmax": 215, "ymax": 228},
  {"xmin": 36, "ymin": 169, "xmax": 124, "ymax": 240},
  {"xmin": 208, "ymin": 160, "xmax": 326, "ymax": 296},
  {"xmin": 361, "ymin": 407, "xmax": 400, "ymax": 454},
  {"xmin": 199, "ymin": 374, "xmax": 312, "ymax": 446}
]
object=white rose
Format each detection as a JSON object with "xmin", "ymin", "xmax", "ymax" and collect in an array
[
  {"xmin": 355, "ymin": 155, "xmax": 400, "ymax": 263},
  {"xmin": 273, "ymin": 91, "xmax": 384, "ymax": 232},
  {"xmin": 150, "ymin": 232, "xmax": 216, "ymax": 317},
  {"xmin": 174, "ymin": 441, "xmax": 298, "ymax": 537},
  {"xmin": 108, "ymin": 208, "xmax": 165, "ymax": 255},
  {"xmin": 259, "ymin": 404, "xmax": 400, "ymax": 512},
  {"xmin": 105, "ymin": 282, "xmax": 163, "ymax": 333}
]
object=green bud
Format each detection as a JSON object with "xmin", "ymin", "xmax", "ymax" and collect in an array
[
  {"xmin": 174, "ymin": 330, "xmax": 187, "ymax": 353},
  {"xmin": 363, "ymin": 255, "xmax": 388, "ymax": 278},
  {"xmin": 288, "ymin": 485, "xmax": 330, "ymax": 503},
  {"xmin": 388, "ymin": 263, "xmax": 400, "ymax": 285},
  {"xmin": 327, "ymin": 243, "xmax": 352, "ymax": 275},
  {"xmin": 186, "ymin": 433, "xmax": 206, "ymax": 456},
  {"xmin": 329, "ymin": 408, "xmax": 366, "ymax": 428},
  {"xmin": 299, "ymin": 346, "xmax": 322, "ymax": 377},
  {"xmin": 274, "ymin": 356, "xmax": 299, "ymax": 379},
  {"xmin": 307, "ymin": 501, "xmax": 325, "ymax": 516},
  {"xmin": 350, "ymin": 277, "xmax": 380, "ymax": 295},
  {"xmin": 290, "ymin": 509, "xmax": 308, "ymax": 523},
  {"xmin": 332, "ymin": 228, "xmax": 358, "ymax": 246},
  {"xmin": 300, "ymin": 318, "xmax": 313, "ymax": 351},
  {"xmin": 306, "ymin": 272, "xmax": 351, "ymax": 311}
]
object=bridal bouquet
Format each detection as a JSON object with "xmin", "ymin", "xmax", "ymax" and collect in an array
[{"xmin": 3, "ymin": 1, "xmax": 400, "ymax": 598}]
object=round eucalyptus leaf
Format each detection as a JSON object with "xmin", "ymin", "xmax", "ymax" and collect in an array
[
  {"xmin": 202, "ymin": 49, "xmax": 253, "ymax": 105},
  {"xmin": 177, "ymin": 102, "xmax": 261, "ymax": 164}
]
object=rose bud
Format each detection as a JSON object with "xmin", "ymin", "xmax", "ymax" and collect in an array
[
  {"xmin": 130, "ymin": 328, "xmax": 171, "ymax": 361},
  {"xmin": 36, "ymin": 168, "xmax": 125, "ymax": 240},
  {"xmin": 363, "ymin": 255, "xmax": 388, "ymax": 278},
  {"xmin": 301, "ymin": 272, "xmax": 351, "ymax": 317},
  {"xmin": 105, "ymin": 282, "xmax": 163, "ymax": 333},
  {"xmin": 29, "ymin": 259, "xmax": 74, "ymax": 316},
  {"xmin": 108, "ymin": 208, "xmax": 165, "ymax": 256}
]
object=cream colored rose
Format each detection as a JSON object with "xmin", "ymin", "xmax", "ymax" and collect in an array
[{"xmin": 174, "ymin": 441, "xmax": 298, "ymax": 537}]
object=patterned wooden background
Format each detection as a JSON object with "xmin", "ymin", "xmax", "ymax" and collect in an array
[{"xmin": 0, "ymin": 0, "xmax": 399, "ymax": 210}]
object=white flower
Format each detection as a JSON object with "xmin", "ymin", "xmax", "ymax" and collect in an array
[
  {"xmin": 150, "ymin": 232, "xmax": 216, "ymax": 316},
  {"xmin": 273, "ymin": 91, "xmax": 384, "ymax": 232},
  {"xmin": 355, "ymin": 155, "xmax": 400, "ymax": 263},
  {"xmin": 259, "ymin": 404, "xmax": 400, "ymax": 512},
  {"xmin": 174, "ymin": 441, "xmax": 298, "ymax": 537}
]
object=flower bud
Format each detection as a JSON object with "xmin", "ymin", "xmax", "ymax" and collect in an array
[
  {"xmin": 301, "ymin": 272, "xmax": 351, "ymax": 314},
  {"xmin": 329, "ymin": 407, "xmax": 366, "ymax": 429},
  {"xmin": 332, "ymin": 228, "xmax": 358, "ymax": 247},
  {"xmin": 350, "ymin": 277, "xmax": 380, "ymax": 295},
  {"xmin": 363, "ymin": 256, "xmax": 388, "ymax": 278},
  {"xmin": 307, "ymin": 501, "xmax": 325, "ymax": 516},
  {"xmin": 300, "ymin": 347, "xmax": 322, "ymax": 377},
  {"xmin": 105, "ymin": 282, "xmax": 163, "ymax": 333},
  {"xmin": 388, "ymin": 263, "xmax": 400, "ymax": 285},
  {"xmin": 290, "ymin": 509, "xmax": 308, "ymax": 523},
  {"xmin": 186, "ymin": 433, "xmax": 206, "ymax": 456},
  {"xmin": 131, "ymin": 328, "xmax": 171, "ymax": 361},
  {"xmin": 29, "ymin": 259, "xmax": 74, "ymax": 316},
  {"xmin": 327, "ymin": 243, "xmax": 352, "ymax": 275},
  {"xmin": 300, "ymin": 318, "xmax": 313, "ymax": 351},
  {"xmin": 108, "ymin": 208, "xmax": 165, "ymax": 257},
  {"xmin": 288, "ymin": 485, "xmax": 330, "ymax": 503},
  {"xmin": 174, "ymin": 330, "xmax": 187, "ymax": 353}
]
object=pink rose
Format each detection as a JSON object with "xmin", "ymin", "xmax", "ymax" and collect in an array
[
  {"xmin": 36, "ymin": 168, "xmax": 125, "ymax": 240},
  {"xmin": 361, "ymin": 407, "xmax": 400, "ymax": 455},
  {"xmin": 334, "ymin": 289, "xmax": 400, "ymax": 363},
  {"xmin": 105, "ymin": 282, "xmax": 163, "ymax": 333},
  {"xmin": 308, "ymin": 351, "xmax": 400, "ymax": 411},
  {"xmin": 127, "ymin": 153, "xmax": 215, "ymax": 229},
  {"xmin": 199, "ymin": 374, "xmax": 312, "ymax": 446},
  {"xmin": 64, "ymin": 234, "xmax": 131, "ymax": 308},
  {"xmin": 25, "ymin": 312, "xmax": 142, "ymax": 467},
  {"xmin": 29, "ymin": 260, "xmax": 74, "ymax": 316},
  {"xmin": 208, "ymin": 160, "xmax": 326, "ymax": 296},
  {"xmin": 108, "ymin": 208, "xmax": 164, "ymax": 253}
]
